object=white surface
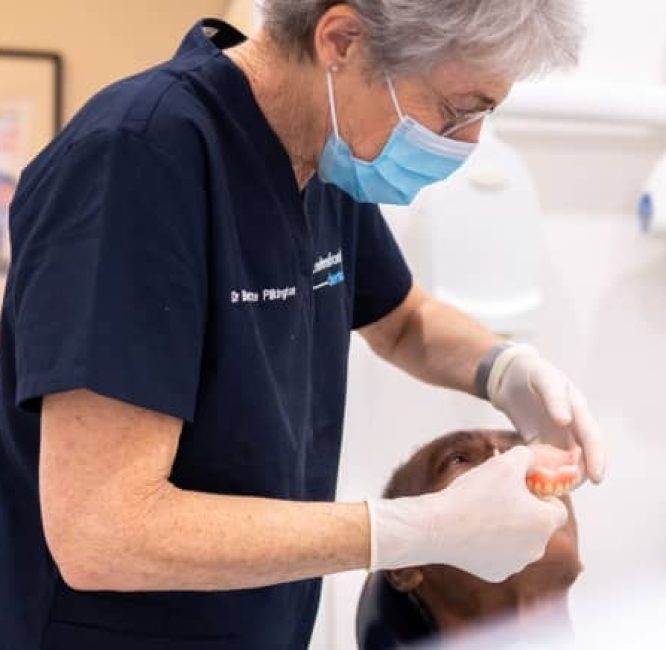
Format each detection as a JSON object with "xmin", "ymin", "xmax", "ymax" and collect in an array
[
  {"xmin": 411, "ymin": 573, "xmax": 666, "ymax": 649},
  {"xmin": 492, "ymin": 121, "xmax": 666, "ymax": 216},
  {"xmin": 393, "ymin": 132, "xmax": 543, "ymax": 337},
  {"xmin": 577, "ymin": 0, "xmax": 666, "ymax": 85},
  {"xmin": 310, "ymin": 209, "xmax": 666, "ymax": 648},
  {"xmin": 500, "ymin": 81, "xmax": 666, "ymax": 128},
  {"xmin": 643, "ymin": 152, "xmax": 666, "ymax": 236}
]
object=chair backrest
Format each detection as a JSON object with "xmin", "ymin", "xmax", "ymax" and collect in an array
[{"xmin": 356, "ymin": 572, "xmax": 437, "ymax": 650}]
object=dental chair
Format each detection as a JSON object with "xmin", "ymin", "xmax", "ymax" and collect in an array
[{"xmin": 356, "ymin": 572, "xmax": 437, "ymax": 650}]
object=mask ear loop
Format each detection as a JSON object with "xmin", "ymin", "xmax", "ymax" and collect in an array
[
  {"xmin": 326, "ymin": 68, "xmax": 341, "ymax": 139},
  {"xmin": 385, "ymin": 75, "xmax": 405, "ymax": 121}
]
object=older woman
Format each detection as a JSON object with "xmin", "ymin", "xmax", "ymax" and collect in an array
[{"xmin": 0, "ymin": 2, "xmax": 605, "ymax": 649}]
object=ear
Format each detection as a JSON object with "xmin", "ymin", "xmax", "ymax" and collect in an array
[
  {"xmin": 385, "ymin": 568, "xmax": 424, "ymax": 593},
  {"xmin": 312, "ymin": 4, "xmax": 366, "ymax": 71}
]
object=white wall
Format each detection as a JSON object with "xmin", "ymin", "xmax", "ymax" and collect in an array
[
  {"xmin": 578, "ymin": 0, "xmax": 666, "ymax": 84},
  {"xmin": 493, "ymin": 0, "xmax": 666, "ymax": 216}
]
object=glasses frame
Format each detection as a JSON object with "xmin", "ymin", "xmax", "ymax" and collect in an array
[{"xmin": 439, "ymin": 96, "xmax": 494, "ymax": 137}]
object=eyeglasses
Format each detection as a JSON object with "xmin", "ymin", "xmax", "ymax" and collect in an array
[{"xmin": 439, "ymin": 96, "xmax": 495, "ymax": 137}]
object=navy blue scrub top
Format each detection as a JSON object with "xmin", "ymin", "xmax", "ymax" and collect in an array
[{"xmin": 0, "ymin": 19, "xmax": 412, "ymax": 650}]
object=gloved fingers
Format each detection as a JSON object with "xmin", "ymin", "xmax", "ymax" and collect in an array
[
  {"xmin": 527, "ymin": 441, "xmax": 581, "ymax": 469},
  {"xmin": 569, "ymin": 385, "xmax": 607, "ymax": 484},
  {"xmin": 491, "ymin": 444, "xmax": 536, "ymax": 481},
  {"xmin": 514, "ymin": 497, "xmax": 569, "ymax": 571},
  {"xmin": 537, "ymin": 495, "xmax": 569, "ymax": 531},
  {"xmin": 528, "ymin": 364, "xmax": 573, "ymax": 426}
]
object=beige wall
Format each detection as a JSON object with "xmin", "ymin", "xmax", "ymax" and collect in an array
[{"xmin": 0, "ymin": 0, "xmax": 254, "ymax": 123}]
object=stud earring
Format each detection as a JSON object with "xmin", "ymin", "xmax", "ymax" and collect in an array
[{"xmin": 330, "ymin": 64, "xmax": 340, "ymax": 73}]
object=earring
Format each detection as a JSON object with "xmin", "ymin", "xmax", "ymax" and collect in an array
[{"xmin": 330, "ymin": 64, "xmax": 340, "ymax": 73}]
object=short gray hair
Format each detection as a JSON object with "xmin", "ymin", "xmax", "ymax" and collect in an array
[{"xmin": 259, "ymin": 0, "xmax": 584, "ymax": 80}]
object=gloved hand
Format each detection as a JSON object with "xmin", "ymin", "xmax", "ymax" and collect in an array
[
  {"xmin": 366, "ymin": 446, "xmax": 568, "ymax": 583},
  {"xmin": 483, "ymin": 344, "xmax": 606, "ymax": 485}
]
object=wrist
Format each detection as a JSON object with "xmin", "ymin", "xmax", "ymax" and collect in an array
[
  {"xmin": 475, "ymin": 342, "xmax": 537, "ymax": 402},
  {"xmin": 474, "ymin": 342, "xmax": 513, "ymax": 400},
  {"xmin": 366, "ymin": 497, "xmax": 425, "ymax": 572}
]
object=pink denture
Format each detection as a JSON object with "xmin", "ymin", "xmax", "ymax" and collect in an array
[{"xmin": 526, "ymin": 444, "xmax": 583, "ymax": 498}]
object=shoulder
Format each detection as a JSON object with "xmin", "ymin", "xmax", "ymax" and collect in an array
[{"xmin": 54, "ymin": 51, "xmax": 228, "ymax": 167}]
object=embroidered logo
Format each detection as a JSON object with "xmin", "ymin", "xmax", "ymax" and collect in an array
[{"xmin": 313, "ymin": 249, "xmax": 345, "ymax": 292}]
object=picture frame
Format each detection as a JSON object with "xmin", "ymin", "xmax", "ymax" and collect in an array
[
  {"xmin": 0, "ymin": 49, "xmax": 64, "ymax": 173},
  {"xmin": 0, "ymin": 49, "xmax": 64, "ymax": 267}
]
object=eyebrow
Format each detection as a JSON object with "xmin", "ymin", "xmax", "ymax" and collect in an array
[
  {"xmin": 462, "ymin": 93, "xmax": 498, "ymax": 112},
  {"xmin": 433, "ymin": 432, "xmax": 479, "ymax": 453},
  {"xmin": 442, "ymin": 92, "xmax": 498, "ymax": 113}
]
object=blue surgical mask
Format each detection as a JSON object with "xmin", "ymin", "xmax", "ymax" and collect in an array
[{"xmin": 318, "ymin": 71, "xmax": 478, "ymax": 205}]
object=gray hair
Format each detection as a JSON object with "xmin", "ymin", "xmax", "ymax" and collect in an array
[{"xmin": 258, "ymin": 0, "xmax": 584, "ymax": 80}]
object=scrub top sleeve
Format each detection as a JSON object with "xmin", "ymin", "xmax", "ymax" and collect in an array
[
  {"xmin": 12, "ymin": 130, "xmax": 208, "ymax": 422},
  {"xmin": 352, "ymin": 204, "xmax": 413, "ymax": 330}
]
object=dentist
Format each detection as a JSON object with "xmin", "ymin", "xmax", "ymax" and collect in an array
[{"xmin": 0, "ymin": 2, "xmax": 604, "ymax": 649}]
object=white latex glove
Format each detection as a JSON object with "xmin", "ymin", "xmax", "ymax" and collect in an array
[
  {"xmin": 366, "ymin": 446, "xmax": 568, "ymax": 583},
  {"xmin": 487, "ymin": 345, "xmax": 606, "ymax": 485}
]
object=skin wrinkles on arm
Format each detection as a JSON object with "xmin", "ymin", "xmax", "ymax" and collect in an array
[
  {"xmin": 40, "ymin": 390, "xmax": 370, "ymax": 592},
  {"xmin": 360, "ymin": 284, "xmax": 502, "ymax": 396}
]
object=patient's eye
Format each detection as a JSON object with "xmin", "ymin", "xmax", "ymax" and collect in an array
[{"xmin": 435, "ymin": 451, "xmax": 471, "ymax": 477}]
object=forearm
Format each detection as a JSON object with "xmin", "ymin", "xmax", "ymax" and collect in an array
[
  {"xmin": 70, "ymin": 486, "xmax": 370, "ymax": 592},
  {"xmin": 386, "ymin": 296, "xmax": 502, "ymax": 395}
]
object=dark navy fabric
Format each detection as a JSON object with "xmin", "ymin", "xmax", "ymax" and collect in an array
[
  {"xmin": 0, "ymin": 19, "xmax": 412, "ymax": 650},
  {"xmin": 356, "ymin": 573, "xmax": 438, "ymax": 649}
]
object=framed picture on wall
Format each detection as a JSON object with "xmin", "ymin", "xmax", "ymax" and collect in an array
[{"xmin": 0, "ymin": 49, "xmax": 63, "ymax": 267}]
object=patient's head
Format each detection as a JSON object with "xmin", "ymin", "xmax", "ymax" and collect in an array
[{"xmin": 381, "ymin": 430, "xmax": 582, "ymax": 638}]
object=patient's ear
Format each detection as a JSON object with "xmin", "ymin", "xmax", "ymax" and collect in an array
[{"xmin": 385, "ymin": 568, "xmax": 424, "ymax": 593}]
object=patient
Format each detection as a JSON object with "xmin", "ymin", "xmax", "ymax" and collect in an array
[{"xmin": 356, "ymin": 430, "xmax": 583, "ymax": 649}]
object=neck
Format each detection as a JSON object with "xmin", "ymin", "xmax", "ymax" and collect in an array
[
  {"xmin": 226, "ymin": 32, "xmax": 328, "ymax": 189},
  {"xmin": 419, "ymin": 579, "xmax": 573, "ymax": 640}
]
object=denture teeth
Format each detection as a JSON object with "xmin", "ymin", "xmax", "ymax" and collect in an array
[{"xmin": 526, "ymin": 464, "xmax": 580, "ymax": 498}]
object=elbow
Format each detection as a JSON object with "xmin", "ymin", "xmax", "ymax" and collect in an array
[
  {"xmin": 57, "ymin": 555, "xmax": 114, "ymax": 593},
  {"xmin": 46, "ymin": 528, "xmax": 122, "ymax": 592},
  {"xmin": 43, "ymin": 512, "xmax": 137, "ymax": 592},
  {"xmin": 42, "ymin": 482, "xmax": 175, "ymax": 591}
]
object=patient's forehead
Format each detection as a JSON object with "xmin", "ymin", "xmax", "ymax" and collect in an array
[
  {"xmin": 384, "ymin": 430, "xmax": 522, "ymax": 498},
  {"xmin": 422, "ymin": 429, "xmax": 521, "ymax": 464}
]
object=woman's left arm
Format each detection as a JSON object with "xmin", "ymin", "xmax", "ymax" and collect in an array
[
  {"xmin": 359, "ymin": 284, "xmax": 606, "ymax": 484},
  {"xmin": 358, "ymin": 284, "xmax": 501, "ymax": 395}
]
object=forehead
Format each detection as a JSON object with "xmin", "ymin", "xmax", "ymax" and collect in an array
[
  {"xmin": 430, "ymin": 430, "xmax": 521, "ymax": 453},
  {"xmin": 384, "ymin": 430, "xmax": 522, "ymax": 498}
]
